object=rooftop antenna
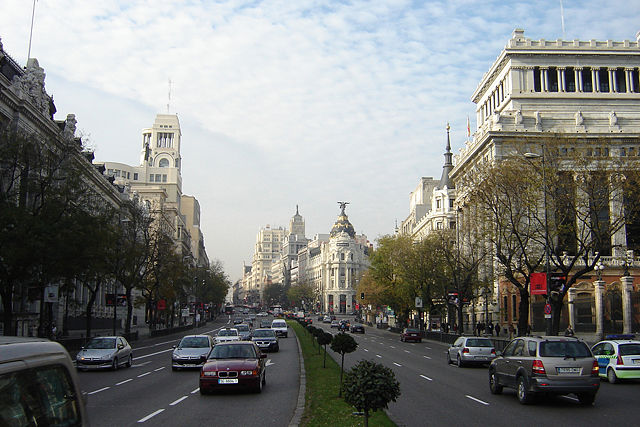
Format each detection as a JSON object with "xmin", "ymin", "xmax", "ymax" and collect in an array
[
  {"xmin": 167, "ymin": 78, "xmax": 172, "ymax": 113},
  {"xmin": 27, "ymin": 0, "xmax": 37, "ymax": 59},
  {"xmin": 559, "ymin": 0, "xmax": 566, "ymax": 39}
]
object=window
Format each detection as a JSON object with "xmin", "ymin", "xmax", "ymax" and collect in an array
[
  {"xmin": 107, "ymin": 169, "xmax": 113, "ymax": 175},
  {"xmin": 159, "ymin": 158, "xmax": 169, "ymax": 168},
  {"xmin": 512, "ymin": 295, "xmax": 517, "ymax": 319},
  {"xmin": 565, "ymin": 67, "xmax": 575, "ymax": 92},
  {"xmin": 582, "ymin": 67, "xmax": 593, "ymax": 92},
  {"xmin": 598, "ymin": 68, "xmax": 610, "ymax": 92},
  {"xmin": 133, "ymin": 173, "xmax": 138, "ymax": 180},
  {"xmin": 615, "ymin": 67, "xmax": 626, "ymax": 92},
  {"xmin": 449, "ymin": 199, "xmax": 454, "ymax": 208},
  {"xmin": 632, "ymin": 68, "xmax": 640, "ymax": 93},
  {"xmin": 503, "ymin": 296, "xmax": 508, "ymax": 321},
  {"xmin": 548, "ymin": 67, "xmax": 558, "ymax": 92},
  {"xmin": 436, "ymin": 199, "xmax": 441, "ymax": 209},
  {"xmin": 162, "ymin": 174, "xmax": 167, "ymax": 183},
  {"xmin": 533, "ymin": 67, "xmax": 541, "ymax": 92}
]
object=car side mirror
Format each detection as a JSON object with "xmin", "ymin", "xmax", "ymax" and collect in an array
[
  {"xmin": 118, "ymin": 344, "xmax": 124, "ymax": 350},
  {"xmin": 260, "ymin": 353, "xmax": 267, "ymax": 359}
]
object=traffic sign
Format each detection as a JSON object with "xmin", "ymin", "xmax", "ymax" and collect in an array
[{"xmin": 544, "ymin": 303, "xmax": 552, "ymax": 315}]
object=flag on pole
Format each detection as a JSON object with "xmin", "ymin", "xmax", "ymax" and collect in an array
[{"xmin": 466, "ymin": 116, "xmax": 471, "ymax": 138}]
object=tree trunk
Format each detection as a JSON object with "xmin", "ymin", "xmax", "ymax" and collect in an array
[
  {"xmin": 364, "ymin": 410, "xmax": 369, "ymax": 427},
  {"xmin": 457, "ymin": 304, "xmax": 464, "ymax": 335},
  {"xmin": 85, "ymin": 291, "xmax": 98, "ymax": 338},
  {"xmin": 323, "ymin": 345, "xmax": 327, "ymax": 368},
  {"xmin": 517, "ymin": 289, "xmax": 529, "ymax": 336},
  {"xmin": 550, "ymin": 297, "xmax": 564, "ymax": 336},
  {"xmin": 2, "ymin": 287, "xmax": 13, "ymax": 336}
]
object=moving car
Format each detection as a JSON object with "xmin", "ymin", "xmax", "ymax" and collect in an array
[
  {"xmin": 489, "ymin": 336, "xmax": 600, "ymax": 405},
  {"xmin": 271, "ymin": 319, "xmax": 288, "ymax": 338},
  {"xmin": 215, "ymin": 328, "xmax": 241, "ymax": 344},
  {"xmin": 0, "ymin": 337, "xmax": 89, "ymax": 426},
  {"xmin": 172, "ymin": 334, "xmax": 214, "ymax": 370},
  {"xmin": 400, "ymin": 328, "xmax": 422, "ymax": 343},
  {"xmin": 330, "ymin": 320, "xmax": 340, "ymax": 329},
  {"xmin": 251, "ymin": 328, "xmax": 280, "ymax": 352},
  {"xmin": 350, "ymin": 323, "xmax": 365, "ymax": 334},
  {"xmin": 233, "ymin": 318, "xmax": 244, "ymax": 325},
  {"xmin": 260, "ymin": 320, "xmax": 272, "ymax": 328},
  {"xmin": 591, "ymin": 338, "xmax": 640, "ymax": 383},
  {"xmin": 447, "ymin": 336, "xmax": 496, "ymax": 366},
  {"xmin": 199, "ymin": 341, "xmax": 267, "ymax": 394},
  {"xmin": 236, "ymin": 324, "xmax": 252, "ymax": 340},
  {"xmin": 322, "ymin": 316, "xmax": 331, "ymax": 323},
  {"xmin": 76, "ymin": 336, "xmax": 133, "ymax": 371}
]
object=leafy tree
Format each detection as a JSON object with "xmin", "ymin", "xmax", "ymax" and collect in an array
[
  {"xmin": 343, "ymin": 360, "xmax": 401, "ymax": 427},
  {"xmin": 318, "ymin": 331, "xmax": 333, "ymax": 368},
  {"xmin": 286, "ymin": 281, "xmax": 315, "ymax": 311},
  {"xmin": 263, "ymin": 282, "xmax": 287, "ymax": 307},
  {"xmin": 330, "ymin": 332, "xmax": 358, "ymax": 396}
]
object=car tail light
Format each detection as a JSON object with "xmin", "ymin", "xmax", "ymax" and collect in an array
[
  {"xmin": 592, "ymin": 360, "xmax": 599, "ymax": 375},
  {"xmin": 616, "ymin": 355, "xmax": 624, "ymax": 365},
  {"xmin": 532, "ymin": 359, "xmax": 546, "ymax": 375},
  {"xmin": 462, "ymin": 347, "xmax": 469, "ymax": 354}
]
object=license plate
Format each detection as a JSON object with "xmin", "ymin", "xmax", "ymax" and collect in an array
[
  {"xmin": 633, "ymin": 359, "xmax": 640, "ymax": 365},
  {"xmin": 557, "ymin": 367, "xmax": 581, "ymax": 374},
  {"xmin": 218, "ymin": 378, "xmax": 238, "ymax": 384}
]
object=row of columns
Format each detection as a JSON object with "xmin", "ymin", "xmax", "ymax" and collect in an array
[
  {"xmin": 536, "ymin": 66, "xmax": 639, "ymax": 94},
  {"xmin": 567, "ymin": 276, "xmax": 635, "ymax": 338}
]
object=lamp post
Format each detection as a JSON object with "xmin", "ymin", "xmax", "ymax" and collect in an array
[
  {"xmin": 594, "ymin": 259, "xmax": 604, "ymax": 280},
  {"xmin": 524, "ymin": 149, "xmax": 552, "ymax": 335}
]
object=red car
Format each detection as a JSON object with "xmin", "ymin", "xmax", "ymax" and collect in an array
[
  {"xmin": 400, "ymin": 328, "xmax": 422, "ymax": 343},
  {"xmin": 199, "ymin": 342, "xmax": 267, "ymax": 394}
]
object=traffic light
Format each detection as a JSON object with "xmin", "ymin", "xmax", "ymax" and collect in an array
[
  {"xmin": 549, "ymin": 273, "xmax": 566, "ymax": 292},
  {"xmin": 360, "ymin": 292, "xmax": 365, "ymax": 300}
]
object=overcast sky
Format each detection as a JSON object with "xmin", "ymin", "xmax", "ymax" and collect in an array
[{"xmin": 2, "ymin": 1, "xmax": 639, "ymax": 281}]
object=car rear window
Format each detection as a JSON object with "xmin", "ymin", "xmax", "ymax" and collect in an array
[
  {"xmin": 619, "ymin": 344, "xmax": 640, "ymax": 356},
  {"xmin": 406, "ymin": 329, "xmax": 419, "ymax": 333},
  {"xmin": 540, "ymin": 341, "xmax": 591, "ymax": 358},
  {"xmin": 466, "ymin": 339, "xmax": 493, "ymax": 347}
]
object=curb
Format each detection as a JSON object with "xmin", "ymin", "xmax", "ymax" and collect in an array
[{"xmin": 288, "ymin": 328, "xmax": 307, "ymax": 427}]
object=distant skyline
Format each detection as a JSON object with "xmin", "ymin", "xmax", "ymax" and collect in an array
[{"xmin": 2, "ymin": 1, "xmax": 639, "ymax": 281}]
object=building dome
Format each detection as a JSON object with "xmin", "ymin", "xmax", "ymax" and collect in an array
[{"xmin": 330, "ymin": 202, "xmax": 356, "ymax": 238}]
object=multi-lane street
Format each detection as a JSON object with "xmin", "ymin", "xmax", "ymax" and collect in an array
[
  {"xmin": 75, "ymin": 315, "xmax": 299, "ymax": 427},
  {"xmin": 313, "ymin": 318, "xmax": 639, "ymax": 427}
]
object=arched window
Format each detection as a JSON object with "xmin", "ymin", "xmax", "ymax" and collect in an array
[{"xmin": 158, "ymin": 158, "xmax": 169, "ymax": 168}]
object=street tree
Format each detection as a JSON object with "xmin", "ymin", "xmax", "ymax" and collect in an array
[
  {"xmin": 286, "ymin": 281, "xmax": 315, "ymax": 311},
  {"xmin": 318, "ymin": 331, "xmax": 333, "ymax": 368},
  {"xmin": 342, "ymin": 360, "xmax": 401, "ymax": 427},
  {"xmin": 330, "ymin": 332, "xmax": 358, "ymax": 397}
]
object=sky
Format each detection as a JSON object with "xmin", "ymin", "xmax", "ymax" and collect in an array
[{"xmin": 1, "ymin": 1, "xmax": 639, "ymax": 282}]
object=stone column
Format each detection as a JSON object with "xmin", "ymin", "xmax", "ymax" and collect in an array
[
  {"xmin": 559, "ymin": 68, "xmax": 566, "ymax": 92},
  {"xmin": 594, "ymin": 280, "xmax": 605, "ymax": 341},
  {"xmin": 626, "ymin": 68, "xmax": 634, "ymax": 92},
  {"xmin": 594, "ymin": 69, "xmax": 600, "ymax": 92},
  {"xmin": 542, "ymin": 68, "xmax": 549, "ymax": 91},
  {"xmin": 608, "ymin": 69, "xmax": 615, "ymax": 92},
  {"xmin": 621, "ymin": 275, "xmax": 634, "ymax": 334},
  {"xmin": 575, "ymin": 67, "xmax": 583, "ymax": 92},
  {"xmin": 567, "ymin": 287, "xmax": 577, "ymax": 330}
]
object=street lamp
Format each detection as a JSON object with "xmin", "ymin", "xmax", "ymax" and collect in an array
[
  {"xmin": 594, "ymin": 259, "xmax": 605, "ymax": 280},
  {"xmin": 524, "ymin": 149, "xmax": 552, "ymax": 335}
]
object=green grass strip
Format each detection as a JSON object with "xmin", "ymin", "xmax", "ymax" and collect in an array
[{"xmin": 289, "ymin": 321, "xmax": 397, "ymax": 427}]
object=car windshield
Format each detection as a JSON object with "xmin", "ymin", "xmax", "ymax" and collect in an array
[
  {"xmin": 253, "ymin": 329, "xmax": 275, "ymax": 338},
  {"xmin": 218, "ymin": 330, "xmax": 238, "ymax": 336},
  {"xmin": 209, "ymin": 345, "xmax": 257, "ymax": 359},
  {"xmin": 179, "ymin": 337, "xmax": 210, "ymax": 348},
  {"xmin": 236, "ymin": 325, "xmax": 250, "ymax": 332},
  {"xmin": 619, "ymin": 344, "xmax": 640, "ymax": 356},
  {"xmin": 405, "ymin": 329, "xmax": 419, "ymax": 333},
  {"xmin": 273, "ymin": 322, "xmax": 285, "ymax": 327},
  {"xmin": 466, "ymin": 339, "xmax": 493, "ymax": 347},
  {"xmin": 540, "ymin": 341, "xmax": 591, "ymax": 358},
  {"xmin": 85, "ymin": 338, "xmax": 116, "ymax": 349}
]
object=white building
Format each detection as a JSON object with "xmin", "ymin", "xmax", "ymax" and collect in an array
[{"xmin": 249, "ymin": 225, "xmax": 285, "ymax": 302}]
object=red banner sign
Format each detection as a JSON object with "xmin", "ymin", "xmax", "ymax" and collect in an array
[{"xmin": 530, "ymin": 273, "xmax": 547, "ymax": 295}]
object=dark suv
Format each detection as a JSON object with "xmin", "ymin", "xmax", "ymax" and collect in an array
[{"xmin": 488, "ymin": 336, "xmax": 600, "ymax": 405}]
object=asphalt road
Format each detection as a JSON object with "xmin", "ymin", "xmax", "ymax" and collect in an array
[
  {"xmin": 75, "ymin": 315, "xmax": 299, "ymax": 427},
  {"xmin": 314, "ymin": 317, "xmax": 640, "ymax": 427}
]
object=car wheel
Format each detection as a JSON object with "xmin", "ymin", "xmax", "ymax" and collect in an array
[
  {"xmin": 517, "ymin": 376, "xmax": 533, "ymax": 404},
  {"xmin": 112, "ymin": 357, "xmax": 118, "ymax": 371},
  {"xmin": 607, "ymin": 368, "xmax": 618, "ymax": 384},
  {"xmin": 489, "ymin": 370, "xmax": 503, "ymax": 394},
  {"xmin": 172, "ymin": 366, "xmax": 178, "ymax": 371},
  {"xmin": 456, "ymin": 354, "xmax": 464, "ymax": 368},
  {"xmin": 255, "ymin": 374, "xmax": 263, "ymax": 393},
  {"xmin": 199, "ymin": 386, "xmax": 208, "ymax": 395},
  {"xmin": 126, "ymin": 355, "xmax": 133, "ymax": 368},
  {"xmin": 446, "ymin": 352, "xmax": 452, "ymax": 364},
  {"xmin": 577, "ymin": 392, "xmax": 596, "ymax": 406}
]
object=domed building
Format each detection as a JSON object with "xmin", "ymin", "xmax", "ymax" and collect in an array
[{"xmin": 301, "ymin": 203, "xmax": 371, "ymax": 313}]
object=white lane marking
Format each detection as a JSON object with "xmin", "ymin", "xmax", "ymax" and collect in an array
[
  {"xmin": 466, "ymin": 395, "xmax": 489, "ymax": 406},
  {"xmin": 132, "ymin": 361, "xmax": 151, "ymax": 368},
  {"xmin": 266, "ymin": 359, "xmax": 275, "ymax": 367},
  {"xmin": 138, "ymin": 409, "xmax": 165, "ymax": 423},
  {"xmin": 363, "ymin": 349, "xmax": 369, "ymax": 352},
  {"xmin": 137, "ymin": 371, "xmax": 152, "ymax": 378},
  {"xmin": 376, "ymin": 354, "xmax": 382, "ymax": 358},
  {"xmin": 88, "ymin": 387, "xmax": 110, "ymax": 395},
  {"xmin": 170, "ymin": 396, "xmax": 188, "ymax": 406},
  {"xmin": 393, "ymin": 362, "xmax": 402, "ymax": 367},
  {"xmin": 134, "ymin": 349, "xmax": 173, "ymax": 360},
  {"xmin": 423, "ymin": 355, "xmax": 432, "ymax": 360},
  {"xmin": 420, "ymin": 375, "xmax": 433, "ymax": 381},
  {"xmin": 116, "ymin": 379, "xmax": 133, "ymax": 386},
  {"xmin": 424, "ymin": 346, "xmax": 432, "ymax": 350},
  {"xmin": 154, "ymin": 367, "xmax": 165, "ymax": 372},
  {"xmin": 390, "ymin": 346, "xmax": 396, "ymax": 349},
  {"xmin": 404, "ymin": 350, "xmax": 410, "ymax": 353},
  {"xmin": 191, "ymin": 388, "xmax": 199, "ymax": 394}
]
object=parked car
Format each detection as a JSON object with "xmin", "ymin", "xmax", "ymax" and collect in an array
[
  {"xmin": 199, "ymin": 341, "xmax": 267, "ymax": 394},
  {"xmin": 330, "ymin": 320, "xmax": 340, "ymax": 329},
  {"xmin": 236, "ymin": 324, "xmax": 252, "ymax": 340},
  {"xmin": 0, "ymin": 337, "xmax": 89, "ymax": 426},
  {"xmin": 271, "ymin": 319, "xmax": 288, "ymax": 337},
  {"xmin": 215, "ymin": 328, "xmax": 241, "ymax": 344},
  {"xmin": 323, "ymin": 316, "xmax": 331, "ymax": 323},
  {"xmin": 350, "ymin": 323, "xmax": 365, "ymax": 334},
  {"xmin": 257, "ymin": 312, "xmax": 268, "ymax": 317},
  {"xmin": 172, "ymin": 334, "xmax": 214, "ymax": 370},
  {"xmin": 76, "ymin": 336, "xmax": 132, "ymax": 371},
  {"xmin": 447, "ymin": 336, "xmax": 496, "ymax": 367},
  {"xmin": 591, "ymin": 338, "xmax": 640, "ymax": 383},
  {"xmin": 488, "ymin": 336, "xmax": 600, "ymax": 405},
  {"xmin": 400, "ymin": 328, "xmax": 422, "ymax": 343},
  {"xmin": 251, "ymin": 328, "xmax": 280, "ymax": 352}
]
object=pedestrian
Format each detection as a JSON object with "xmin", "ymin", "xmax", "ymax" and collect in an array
[
  {"xmin": 51, "ymin": 324, "xmax": 57, "ymax": 339},
  {"xmin": 495, "ymin": 324, "xmax": 500, "ymax": 336},
  {"xmin": 526, "ymin": 324, "xmax": 531, "ymax": 336},
  {"xmin": 487, "ymin": 322, "xmax": 494, "ymax": 336},
  {"xmin": 564, "ymin": 324, "xmax": 575, "ymax": 337},
  {"xmin": 508, "ymin": 323, "xmax": 515, "ymax": 339}
]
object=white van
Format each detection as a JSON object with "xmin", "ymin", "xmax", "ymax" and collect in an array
[
  {"xmin": 0, "ymin": 337, "xmax": 88, "ymax": 426},
  {"xmin": 271, "ymin": 319, "xmax": 288, "ymax": 338}
]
